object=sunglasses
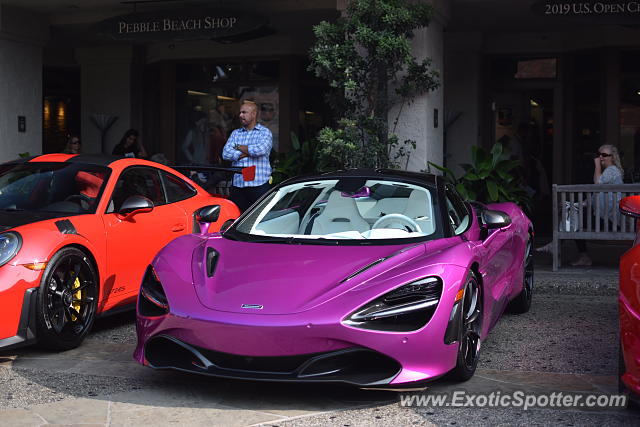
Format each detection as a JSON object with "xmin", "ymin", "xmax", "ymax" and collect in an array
[{"xmin": 598, "ymin": 152, "xmax": 612, "ymax": 158}]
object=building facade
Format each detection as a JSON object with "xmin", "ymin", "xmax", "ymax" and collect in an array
[{"xmin": 1, "ymin": 0, "xmax": 639, "ymax": 199}]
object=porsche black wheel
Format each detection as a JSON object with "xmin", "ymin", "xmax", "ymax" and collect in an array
[
  {"xmin": 449, "ymin": 274, "xmax": 482, "ymax": 381},
  {"xmin": 35, "ymin": 247, "xmax": 98, "ymax": 350},
  {"xmin": 508, "ymin": 234, "xmax": 533, "ymax": 314}
]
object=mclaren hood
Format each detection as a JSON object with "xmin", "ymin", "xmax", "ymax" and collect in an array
[{"xmin": 186, "ymin": 238, "xmax": 426, "ymax": 315}]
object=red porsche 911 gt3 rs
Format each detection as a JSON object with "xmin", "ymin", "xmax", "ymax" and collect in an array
[
  {"xmin": 619, "ymin": 195, "xmax": 640, "ymax": 405},
  {"xmin": 0, "ymin": 153, "xmax": 241, "ymax": 351}
]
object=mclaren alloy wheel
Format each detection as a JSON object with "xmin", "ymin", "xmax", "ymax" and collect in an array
[
  {"xmin": 35, "ymin": 247, "xmax": 98, "ymax": 350},
  {"xmin": 449, "ymin": 273, "xmax": 482, "ymax": 381}
]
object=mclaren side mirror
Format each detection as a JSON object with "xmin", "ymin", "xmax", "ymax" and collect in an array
[
  {"xmin": 219, "ymin": 219, "xmax": 234, "ymax": 233},
  {"xmin": 481, "ymin": 209, "xmax": 512, "ymax": 229},
  {"xmin": 195, "ymin": 205, "xmax": 221, "ymax": 234},
  {"xmin": 118, "ymin": 195, "xmax": 154, "ymax": 220},
  {"xmin": 196, "ymin": 205, "xmax": 221, "ymax": 223},
  {"xmin": 620, "ymin": 195, "xmax": 640, "ymax": 218}
]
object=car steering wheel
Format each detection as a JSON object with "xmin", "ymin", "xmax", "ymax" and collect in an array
[{"xmin": 372, "ymin": 213, "xmax": 422, "ymax": 233}]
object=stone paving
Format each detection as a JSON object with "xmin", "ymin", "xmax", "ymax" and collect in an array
[{"xmin": 1, "ymin": 258, "xmax": 639, "ymax": 426}]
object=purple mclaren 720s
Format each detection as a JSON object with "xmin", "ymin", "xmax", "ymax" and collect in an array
[{"xmin": 134, "ymin": 169, "xmax": 534, "ymax": 388}]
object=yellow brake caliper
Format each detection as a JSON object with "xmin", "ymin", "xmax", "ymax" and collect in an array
[{"xmin": 71, "ymin": 276, "xmax": 82, "ymax": 321}]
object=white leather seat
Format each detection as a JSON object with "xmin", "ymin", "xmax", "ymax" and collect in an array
[
  {"xmin": 363, "ymin": 197, "xmax": 407, "ymax": 220},
  {"xmin": 310, "ymin": 191, "xmax": 370, "ymax": 235},
  {"xmin": 403, "ymin": 189, "xmax": 433, "ymax": 234}
]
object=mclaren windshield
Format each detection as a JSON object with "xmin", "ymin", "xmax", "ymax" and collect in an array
[
  {"xmin": 0, "ymin": 162, "xmax": 110, "ymax": 214},
  {"xmin": 226, "ymin": 177, "xmax": 444, "ymax": 244}
]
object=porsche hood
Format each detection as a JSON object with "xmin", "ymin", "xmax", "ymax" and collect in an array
[
  {"xmin": 183, "ymin": 238, "xmax": 426, "ymax": 315},
  {"xmin": 0, "ymin": 210, "xmax": 78, "ymax": 232}
]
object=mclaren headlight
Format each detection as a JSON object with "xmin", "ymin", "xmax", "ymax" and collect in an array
[
  {"xmin": 0, "ymin": 231, "xmax": 22, "ymax": 267},
  {"xmin": 344, "ymin": 276, "xmax": 442, "ymax": 332}
]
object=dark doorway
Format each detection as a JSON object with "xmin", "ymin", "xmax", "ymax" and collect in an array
[
  {"xmin": 491, "ymin": 88, "xmax": 554, "ymax": 236},
  {"xmin": 43, "ymin": 67, "xmax": 81, "ymax": 154}
]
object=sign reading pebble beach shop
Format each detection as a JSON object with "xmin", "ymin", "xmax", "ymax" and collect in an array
[
  {"xmin": 532, "ymin": 0, "xmax": 640, "ymax": 23},
  {"xmin": 95, "ymin": 9, "xmax": 268, "ymax": 42}
]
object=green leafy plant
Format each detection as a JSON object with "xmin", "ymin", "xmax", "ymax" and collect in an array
[
  {"xmin": 18, "ymin": 152, "xmax": 31, "ymax": 158},
  {"xmin": 271, "ymin": 132, "xmax": 320, "ymax": 184},
  {"xmin": 308, "ymin": 0, "xmax": 440, "ymax": 169},
  {"xmin": 429, "ymin": 142, "xmax": 531, "ymax": 209}
]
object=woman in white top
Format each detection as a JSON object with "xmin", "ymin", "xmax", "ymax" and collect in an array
[
  {"xmin": 573, "ymin": 144, "xmax": 623, "ymax": 266},
  {"xmin": 595, "ymin": 144, "xmax": 624, "ymax": 185},
  {"xmin": 537, "ymin": 144, "xmax": 624, "ymax": 266}
]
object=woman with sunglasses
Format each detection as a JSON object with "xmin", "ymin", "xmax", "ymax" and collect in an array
[
  {"xmin": 594, "ymin": 144, "xmax": 623, "ymax": 186},
  {"xmin": 573, "ymin": 144, "xmax": 624, "ymax": 265},
  {"xmin": 538, "ymin": 144, "xmax": 624, "ymax": 266}
]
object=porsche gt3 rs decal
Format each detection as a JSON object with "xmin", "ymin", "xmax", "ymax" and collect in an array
[
  {"xmin": 55, "ymin": 219, "xmax": 77, "ymax": 235},
  {"xmin": 241, "ymin": 304, "xmax": 263, "ymax": 310}
]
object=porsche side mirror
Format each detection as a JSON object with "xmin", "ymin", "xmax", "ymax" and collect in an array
[
  {"xmin": 481, "ymin": 209, "xmax": 512, "ymax": 229},
  {"xmin": 620, "ymin": 195, "xmax": 640, "ymax": 217},
  {"xmin": 119, "ymin": 195, "xmax": 154, "ymax": 220}
]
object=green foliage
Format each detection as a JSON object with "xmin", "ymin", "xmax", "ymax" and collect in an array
[
  {"xmin": 271, "ymin": 132, "xmax": 320, "ymax": 184},
  {"xmin": 428, "ymin": 142, "xmax": 531, "ymax": 209},
  {"xmin": 18, "ymin": 152, "xmax": 31, "ymax": 158},
  {"xmin": 308, "ymin": 0, "xmax": 440, "ymax": 169}
]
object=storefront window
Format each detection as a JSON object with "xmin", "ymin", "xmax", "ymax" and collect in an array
[
  {"xmin": 620, "ymin": 50, "xmax": 640, "ymax": 181},
  {"xmin": 42, "ymin": 68, "xmax": 81, "ymax": 154},
  {"xmin": 249, "ymin": 61, "xmax": 279, "ymax": 80},
  {"xmin": 298, "ymin": 59, "xmax": 331, "ymax": 144},
  {"xmin": 175, "ymin": 61, "xmax": 280, "ymax": 167},
  {"xmin": 572, "ymin": 52, "xmax": 602, "ymax": 184}
]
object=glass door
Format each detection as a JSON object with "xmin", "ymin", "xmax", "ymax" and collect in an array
[{"xmin": 492, "ymin": 89, "xmax": 554, "ymax": 234}]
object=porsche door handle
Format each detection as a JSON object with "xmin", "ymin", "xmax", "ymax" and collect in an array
[{"xmin": 171, "ymin": 224, "xmax": 186, "ymax": 232}]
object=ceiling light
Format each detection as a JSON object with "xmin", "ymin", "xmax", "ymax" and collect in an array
[{"xmin": 530, "ymin": 99, "xmax": 539, "ymax": 107}]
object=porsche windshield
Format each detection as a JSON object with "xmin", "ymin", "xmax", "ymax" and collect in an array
[
  {"xmin": 0, "ymin": 162, "xmax": 110, "ymax": 214},
  {"xmin": 228, "ymin": 178, "xmax": 443, "ymax": 244}
]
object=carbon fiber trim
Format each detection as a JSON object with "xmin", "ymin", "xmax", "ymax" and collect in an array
[{"xmin": 55, "ymin": 219, "xmax": 77, "ymax": 234}]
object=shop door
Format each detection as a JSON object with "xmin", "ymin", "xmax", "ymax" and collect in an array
[{"xmin": 492, "ymin": 89, "xmax": 555, "ymax": 235}]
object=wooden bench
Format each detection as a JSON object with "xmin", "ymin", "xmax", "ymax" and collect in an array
[{"xmin": 551, "ymin": 184, "xmax": 640, "ymax": 270}]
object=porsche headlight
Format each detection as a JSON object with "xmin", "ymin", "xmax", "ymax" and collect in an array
[
  {"xmin": 344, "ymin": 276, "xmax": 442, "ymax": 332},
  {"xmin": 0, "ymin": 231, "xmax": 22, "ymax": 267}
]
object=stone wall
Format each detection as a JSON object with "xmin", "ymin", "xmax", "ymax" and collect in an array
[{"xmin": 0, "ymin": 5, "xmax": 47, "ymax": 162}]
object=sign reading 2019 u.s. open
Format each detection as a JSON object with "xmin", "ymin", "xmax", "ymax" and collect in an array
[
  {"xmin": 532, "ymin": 0, "xmax": 640, "ymax": 23},
  {"xmin": 95, "ymin": 9, "xmax": 268, "ymax": 42}
]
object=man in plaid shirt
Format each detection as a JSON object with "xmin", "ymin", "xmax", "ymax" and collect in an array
[{"xmin": 222, "ymin": 100, "xmax": 273, "ymax": 211}]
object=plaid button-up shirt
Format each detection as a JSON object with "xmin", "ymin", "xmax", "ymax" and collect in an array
[{"xmin": 222, "ymin": 123, "xmax": 272, "ymax": 187}]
